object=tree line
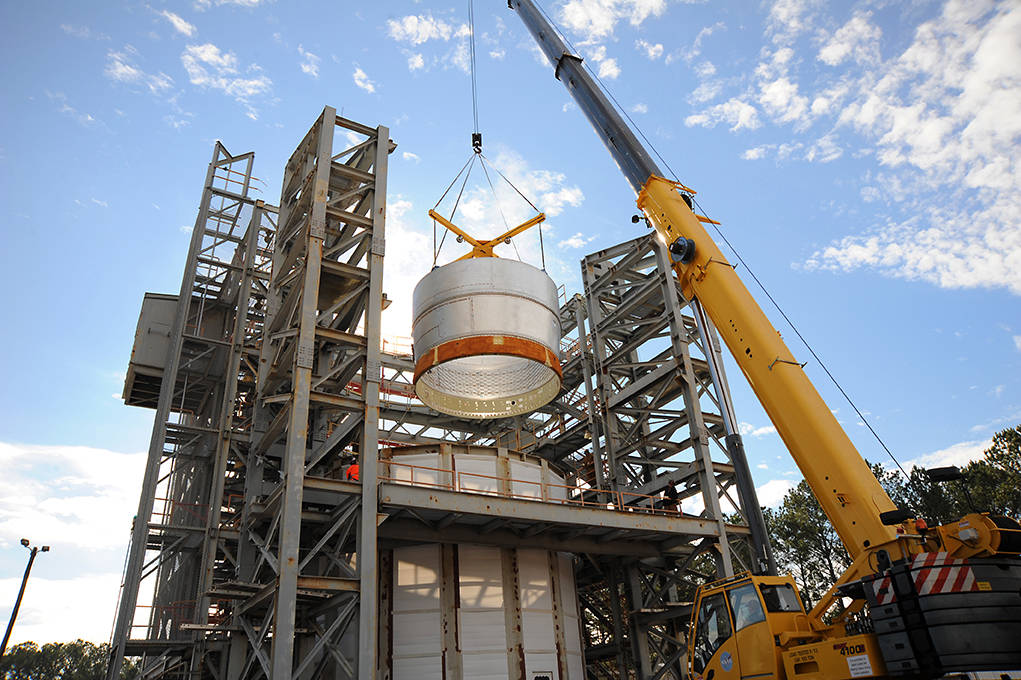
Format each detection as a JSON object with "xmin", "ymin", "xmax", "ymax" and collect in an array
[
  {"xmin": 763, "ymin": 425, "xmax": 1021, "ymax": 602},
  {"xmin": 0, "ymin": 640, "xmax": 137, "ymax": 680}
]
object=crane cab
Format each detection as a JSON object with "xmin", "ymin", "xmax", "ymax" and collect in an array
[{"xmin": 687, "ymin": 573, "xmax": 817, "ymax": 680}]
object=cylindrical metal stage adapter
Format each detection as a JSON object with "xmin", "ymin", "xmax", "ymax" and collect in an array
[{"xmin": 412, "ymin": 257, "xmax": 562, "ymax": 419}]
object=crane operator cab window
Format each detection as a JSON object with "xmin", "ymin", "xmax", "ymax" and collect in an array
[
  {"xmin": 727, "ymin": 583, "xmax": 766, "ymax": 630},
  {"xmin": 760, "ymin": 583, "xmax": 803, "ymax": 613},
  {"xmin": 691, "ymin": 592, "xmax": 732, "ymax": 674}
]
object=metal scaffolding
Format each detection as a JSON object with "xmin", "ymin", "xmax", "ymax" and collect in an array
[{"xmin": 110, "ymin": 107, "xmax": 767, "ymax": 680}]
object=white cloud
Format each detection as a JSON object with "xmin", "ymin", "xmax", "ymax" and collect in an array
[
  {"xmin": 759, "ymin": 76, "xmax": 809, "ymax": 125},
  {"xmin": 61, "ymin": 23, "xmax": 103, "ymax": 39},
  {"xmin": 0, "ymin": 572, "xmax": 123, "ymax": 644},
  {"xmin": 1014, "ymin": 335, "xmax": 1021, "ymax": 352},
  {"xmin": 635, "ymin": 38, "xmax": 664, "ymax": 60},
  {"xmin": 560, "ymin": 0, "xmax": 670, "ymax": 42},
  {"xmin": 490, "ymin": 48, "xmax": 506, "ymax": 60},
  {"xmin": 0, "ymin": 443, "xmax": 145, "ymax": 553},
  {"xmin": 387, "ymin": 14, "xmax": 457, "ymax": 44},
  {"xmin": 904, "ymin": 438, "xmax": 991, "ymax": 470},
  {"xmin": 804, "ymin": 133, "xmax": 842, "ymax": 162},
  {"xmin": 767, "ymin": 0, "xmax": 823, "ymax": 45},
  {"xmin": 194, "ymin": 0, "xmax": 266, "ymax": 8},
  {"xmin": 380, "ymin": 197, "xmax": 430, "ymax": 339},
  {"xmin": 105, "ymin": 47, "xmax": 174, "ymax": 94},
  {"xmin": 158, "ymin": 10, "xmax": 196, "ymax": 37},
  {"xmin": 181, "ymin": 43, "xmax": 271, "ymax": 111},
  {"xmin": 298, "ymin": 45, "xmax": 320, "ymax": 78},
  {"xmin": 739, "ymin": 421, "xmax": 777, "ymax": 438},
  {"xmin": 694, "ymin": 61, "xmax": 716, "ymax": 78},
  {"xmin": 690, "ymin": 80, "xmax": 722, "ymax": 104},
  {"xmin": 685, "ymin": 97, "xmax": 761, "ymax": 131},
  {"xmin": 46, "ymin": 91, "xmax": 98, "ymax": 127},
  {"xmin": 757, "ymin": 479, "xmax": 796, "ymax": 507},
  {"xmin": 402, "ymin": 151, "xmax": 420, "ymax": 163},
  {"xmin": 597, "ymin": 57, "xmax": 621, "ymax": 79},
  {"xmin": 818, "ymin": 12, "xmax": 881, "ymax": 66},
  {"xmin": 91, "ymin": 198, "xmax": 108, "ymax": 207},
  {"xmin": 796, "ymin": 1, "xmax": 1021, "ymax": 295},
  {"xmin": 558, "ymin": 232, "xmax": 596, "ymax": 249},
  {"xmin": 353, "ymin": 67, "xmax": 376, "ymax": 93},
  {"xmin": 743, "ymin": 146, "xmax": 767, "ymax": 160},
  {"xmin": 631, "ymin": 102, "xmax": 648, "ymax": 114},
  {"xmin": 386, "ymin": 14, "xmax": 473, "ymax": 73}
]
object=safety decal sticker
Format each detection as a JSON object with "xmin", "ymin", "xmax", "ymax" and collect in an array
[
  {"xmin": 847, "ymin": 654, "xmax": 873, "ymax": 678},
  {"xmin": 720, "ymin": 651, "xmax": 733, "ymax": 672}
]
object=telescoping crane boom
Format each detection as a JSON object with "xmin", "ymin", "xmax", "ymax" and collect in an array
[{"xmin": 509, "ymin": 1, "xmax": 1021, "ymax": 678}]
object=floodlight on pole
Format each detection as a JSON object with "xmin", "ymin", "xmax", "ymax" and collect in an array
[{"xmin": 1, "ymin": 539, "xmax": 49, "ymax": 658}]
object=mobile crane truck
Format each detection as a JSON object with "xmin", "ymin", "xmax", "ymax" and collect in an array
[{"xmin": 509, "ymin": 1, "xmax": 1021, "ymax": 677}]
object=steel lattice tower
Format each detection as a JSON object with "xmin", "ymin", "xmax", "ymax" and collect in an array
[{"xmin": 109, "ymin": 107, "xmax": 768, "ymax": 680}]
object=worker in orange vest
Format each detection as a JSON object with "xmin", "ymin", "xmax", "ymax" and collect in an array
[{"xmin": 345, "ymin": 459, "xmax": 359, "ymax": 482}]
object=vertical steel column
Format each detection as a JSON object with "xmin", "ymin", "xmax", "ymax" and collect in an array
[
  {"xmin": 270, "ymin": 108, "xmax": 335, "ymax": 678},
  {"xmin": 356, "ymin": 123, "xmax": 389, "ymax": 680}
]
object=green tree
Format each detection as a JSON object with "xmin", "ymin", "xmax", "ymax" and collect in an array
[
  {"xmin": 764, "ymin": 425, "xmax": 1021, "ymax": 600},
  {"xmin": 762, "ymin": 480, "xmax": 850, "ymax": 605},
  {"xmin": 0, "ymin": 640, "xmax": 137, "ymax": 680},
  {"xmin": 892, "ymin": 425, "xmax": 1021, "ymax": 524}
]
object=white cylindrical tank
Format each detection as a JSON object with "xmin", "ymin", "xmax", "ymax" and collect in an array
[
  {"xmin": 411, "ymin": 258, "xmax": 563, "ymax": 419},
  {"xmin": 380, "ymin": 446, "xmax": 584, "ymax": 680}
]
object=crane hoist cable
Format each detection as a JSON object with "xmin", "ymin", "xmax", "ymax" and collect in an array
[{"xmin": 429, "ymin": 0, "xmax": 547, "ymax": 268}]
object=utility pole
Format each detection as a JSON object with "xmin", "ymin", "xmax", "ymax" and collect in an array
[{"xmin": 1, "ymin": 539, "xmax": 49, "ymax": 657}]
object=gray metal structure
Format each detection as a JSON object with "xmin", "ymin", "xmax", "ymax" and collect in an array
[{"xmin": 110, "ymin": 105, "xmax": 769, "ymax": 680}]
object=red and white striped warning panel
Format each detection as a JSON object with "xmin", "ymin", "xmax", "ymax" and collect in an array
[{"xmin": 871, "ymin": 553, "xmax": 978, "ymax": 604}]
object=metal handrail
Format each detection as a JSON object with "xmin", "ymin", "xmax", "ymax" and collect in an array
[{"xmin": 379, "ymin": 460, "xmax": 686, "ymax": 517}]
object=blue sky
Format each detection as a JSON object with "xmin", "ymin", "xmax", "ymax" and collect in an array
[{"xmin": 1, "ymin": 0, "xmax": 1018, "ymax": 643}]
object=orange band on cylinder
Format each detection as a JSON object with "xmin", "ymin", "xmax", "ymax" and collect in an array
[{"xmin": 413, "ymin": 335, "xmax": 563, "ymax": 384}]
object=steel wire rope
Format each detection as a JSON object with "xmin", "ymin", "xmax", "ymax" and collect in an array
[
  {"xmin": 468, "ymin": 0, "xmax": 480, "ymax": 135},
  {"xmin": 432, "ymin": 153, "xmax": 478, "ymax": 265},
  {"xmin": 480, "ymin": 153, "xmax": 547, "ymax": 269},
  {"xmin": 532, "ymin": 0, "xmax": 911, "ymax": 481},
  {"xmin": 477, "ymin": 154, "xmax": 526, "ymax": 262}
]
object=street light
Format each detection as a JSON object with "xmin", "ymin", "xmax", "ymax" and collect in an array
[{"xmin": 1, "ymin": 539, "xmax": 49, "ymax": 658}]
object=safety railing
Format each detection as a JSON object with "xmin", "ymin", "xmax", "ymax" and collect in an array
[{"xmin": 379, "ymin": 460, "xmax": 686, "ymax": 518}]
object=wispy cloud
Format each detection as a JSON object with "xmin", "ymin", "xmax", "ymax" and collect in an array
[
  {"xmin": 387, "ymin": 14, "xmax": 458, "ymax": 44},
  {"xmin": 60, "ymin": 24, "xmax": 108, "ymax": 40},
  {"xmin": 558, "ymin": 0, "xmax": 674, "ymax": 42},
  {"xmin": 158, "ymin": 10, "xmax": 196, "ymax": 37},
  {"xmin": 385, "ymin": 14, "xmax": 471, "ymax": 73},
  {"xmin": 685, "ymin": 98, "xmax": 761, "ymax": 131},
  {"xmin": 740, "ymin": 421, "xmax": 777, "ymax": 438},
  {"xmin": 194, "ymin": 0, "xmax": 267, "ymax": 9},
  {"xmin": 558, "ymin": 232, "xmax": 595, "ymax": 249},
  {"xmin": 298, "ymin": 45, "xmax": 320, "ymax": 78},
  {"xmin": 353, "ymin": 67, "xmax": 376, "ymax": 93},
  {"xmin": 181, "ymin": 43, "xmax": 271, "ymax": 116},
  {"xmin": 104, "ymin": 46, "xmax": 174, "ymax": 94},
  {"xmin": 903, "ymin": 438, "xmax": 992, "ymax": 470},
  {"xmin": 635, "ymin": 38, "xmax": 663, "ymax": 60},
  {"xmin": 46, "ymin": 91, "xmax": 98, "ymax": 127}
]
